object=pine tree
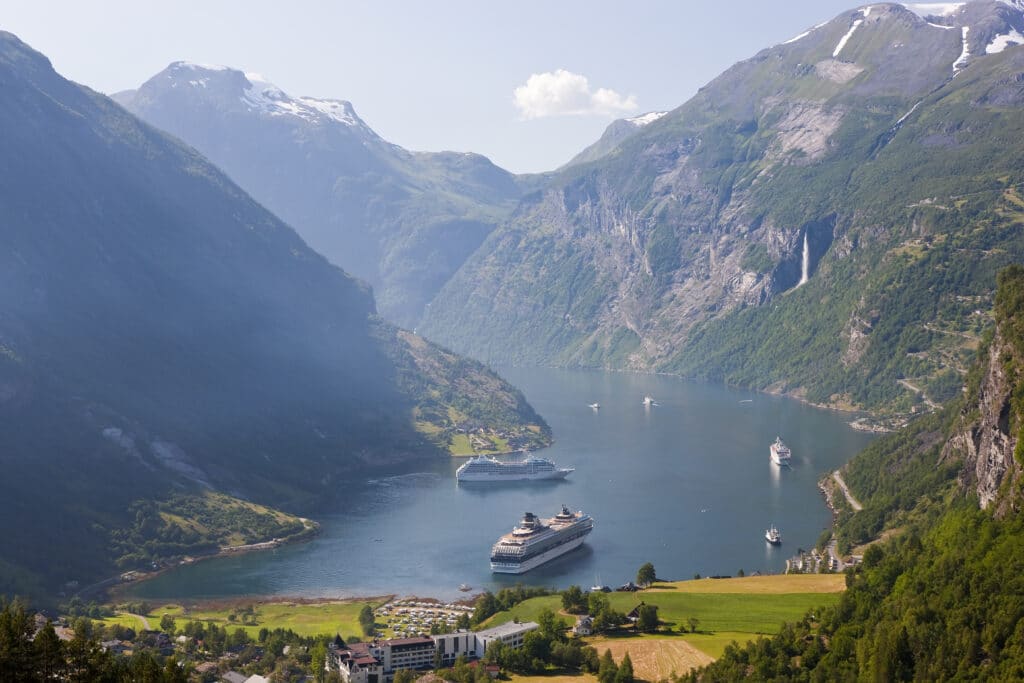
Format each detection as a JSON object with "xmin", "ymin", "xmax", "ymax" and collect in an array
[
  {"xmin": 598, "ymin": 648, "xmax": 616, "ymax": 683},
  {"xmin": 615, "ymin": 652, "xmax": 634, "ymax": 683}
]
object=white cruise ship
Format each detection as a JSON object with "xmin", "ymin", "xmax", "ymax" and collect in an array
[
  {"xmin": 490, "ymin": 506, "xmax": 594, "ymax": 574},
  {"xmin": 456, "ymin": 455, "xmax": 573, "ymax": 482},
  {"xmin": 770, "ymin": 436, "xmax": 792, "ymax": 466}
]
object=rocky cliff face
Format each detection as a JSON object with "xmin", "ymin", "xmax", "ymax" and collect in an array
[
  {"xmin": 944, "ymin": 266, "xmax": 1024, "ymax": 514},
  {"xmin": 944, "ymin": 332, "xmax": 1020, "ymax": 512}
]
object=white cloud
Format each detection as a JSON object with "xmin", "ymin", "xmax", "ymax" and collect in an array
[{"xmin": 512, "ymin": 69, "xmax": 638, "ymax": 119}]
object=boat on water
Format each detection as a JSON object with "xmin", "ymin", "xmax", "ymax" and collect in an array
[
  {"xmin": 770, "ymin": 436, "xmax": 792, "ymax": 466},
  {"xmin": 643, "ymin": 395, "xmax": 657, "ymax": 407},
  {"xmin": 458, "ymin": 583, "xmax": 471, "ymax": 592},
  {"xmin": 765, "ymin": 524, "xmax": 782, "ymax": 545},
  {"xmin": 588, "ymin": 403, "xmax": 600, "ymax": 410},
  {"xmin": 456, "ymin": 454, "xmax": 573, "ymax": 482},
  {"xmin": 490, "ymin": 506, "xmax": 594, "ymax": 574}
]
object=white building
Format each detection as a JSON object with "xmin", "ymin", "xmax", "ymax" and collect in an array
[{"xmin": 328, "ymin": 622, "xmax": 538, "ymax": 683}]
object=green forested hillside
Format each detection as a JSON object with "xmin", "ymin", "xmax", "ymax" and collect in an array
[
  {"xmin": 688, "ymin": 264, "xmax": 1024, "ymax": 680},
  {"xmin": 0, "ymin": 31, "xmax": 546, "ymax": 600}
]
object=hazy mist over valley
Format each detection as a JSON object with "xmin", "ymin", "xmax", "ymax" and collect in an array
[{"xmin": 4, "ymin": 2, "xmax": 1024, "ymax": 680}]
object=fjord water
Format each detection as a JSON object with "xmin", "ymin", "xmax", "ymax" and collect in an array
[{"xmin": 129, "ymin": 368, "xmax": 875, "ymax": 600}]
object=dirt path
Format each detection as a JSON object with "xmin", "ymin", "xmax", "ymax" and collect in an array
[
  {"xmin": 832, "ymin": 470, "xmax": 863, "ymax": 512},
  {"xmin": 897, "ymin": 379, "xmax": 938, "ymax": 409},
  {"xmin": 121, "ymin": 612, "xmax": 151, "ymax": 630}
]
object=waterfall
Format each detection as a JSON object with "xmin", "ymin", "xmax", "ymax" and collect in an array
[{"xmin": 798, "ymin": 233, "xmax": 810, "ymax": 286}]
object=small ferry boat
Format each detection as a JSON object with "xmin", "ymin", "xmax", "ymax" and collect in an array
[
  {"xmin": 588, "ymin": 403, "xmax": 600, "ymax": 410},
  {"xmin": 770, "ymin": 436, "xmax": 792, "ymax": 466},
  {"xmin": 765, "ymin": 524, "xmax": 782, "ymax": 545},
  {"xmin": 643, "ymin": 395, "xmax": 657, "ymax": 407}
]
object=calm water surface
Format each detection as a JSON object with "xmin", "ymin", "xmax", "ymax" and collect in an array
[{"xmin": 128, "ymin": 368, "xmax": 876, "ymax": 600}]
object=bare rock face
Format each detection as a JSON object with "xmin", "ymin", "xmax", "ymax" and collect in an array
[{"xmin": 943, "ymin": 330, "xmax": 1021, "ymax": 514}]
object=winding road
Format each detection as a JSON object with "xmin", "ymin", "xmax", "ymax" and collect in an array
[{"xmin": 832, "ymin": 470, "xmax": 863, "ymax": 511}]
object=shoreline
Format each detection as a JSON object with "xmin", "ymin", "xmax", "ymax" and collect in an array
[
  {"xmin": 105, "ymin": 519, "xmax": 321, "ymax": 602},
  {"xmin": 499, "ymin": 362, "xmax": 911, "ymax": 433}
]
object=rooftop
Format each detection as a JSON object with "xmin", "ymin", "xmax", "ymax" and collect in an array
[{"xmin": 474, "ymin": 621, "xmax": 539, "ymax": 639}]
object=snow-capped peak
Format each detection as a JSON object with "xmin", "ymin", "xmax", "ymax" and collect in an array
[
  {"xmin": 171, "ymin": 60, "xmax": 231, "ymax": 72},
  {"xmin": 239, "ymin": 72, "xmax": 369, "ymax": 129},
  {"xmin": 626, "ymin": 111, "xmax": 667, "ymax": 126},
  {"xmin": 159, "ymin": 61, "xmax": 371, "ymax": 130}
]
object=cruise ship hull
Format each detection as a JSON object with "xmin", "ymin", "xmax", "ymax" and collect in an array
[
  {"xmin": 458, "ymin": 469, "xmax": 572, "ymax": 483},
  {"xmin": 490, "ymin": 534, "xmax": 589, "ymax": 574}
]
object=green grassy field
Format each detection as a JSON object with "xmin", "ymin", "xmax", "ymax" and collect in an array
[
  {"xmin": 99, "ymin": 599, "xmax": 383, "ymax": 639},
  {"xmin": 487, "ymin": 590, "xmax": 838, "ymax": 635},
  {"xmin": 486, "ymin": 575, "xmax": 843, "ymax": 660}
]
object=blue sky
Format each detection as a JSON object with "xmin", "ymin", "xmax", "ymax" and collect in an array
[{"xmin": 6, "ymin": 0, "xmax": 859, "ymax": 172}]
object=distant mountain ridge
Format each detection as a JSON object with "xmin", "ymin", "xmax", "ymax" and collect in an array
[
  {"xmin": 116, "ymin": 63, "xmax": 538, "ymax": 328},
  {"xmin": 420, "ymin": 0, "xmax": 1024, "ymax": 417},
  {"xmin": 560, "ymin": 110, "xmax": 667, "ymax": 169},
  {"xmin": 0, "ymin": 32, "xmax": 547, "ymax": 597}
]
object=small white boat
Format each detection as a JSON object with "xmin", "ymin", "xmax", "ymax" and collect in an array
[
  {"xmin": 643, "ymin": 395, "xmax": 658, "ymax": 407},
  {"xmin": 765, "ymin": 524, "xmax": 782, "ymax": 545},
  {"xmin": 588, "ymin": 403, "xmax": 600, "ymax": 410}
]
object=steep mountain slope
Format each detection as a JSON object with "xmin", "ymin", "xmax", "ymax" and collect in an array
[
  {"xmin": 560, "ymin": 111, "xmax": 668, "ymax": 169},
  {"xmin": 689, "ymin": 264, "xmax": 1024, "ymax": 680},
  {"xmin": 0, "ymin": 32, "xmax": 547, "ymax": 597},
  {"xmin": 115, "ymin": 64, "xmax": 532, "ymax": 328},
  {"xmin": 421, "ymin": 0, "xmax": 1024, "ymax": 417}
]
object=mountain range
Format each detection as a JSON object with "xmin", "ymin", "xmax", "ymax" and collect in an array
[
  {"xmin": 417, "ymin": 0, "xmax": 1024, "ymax": 418},
  {"xmin": 118, "ymin": 2, "xmax": 1024, "ymax": 422},
  {"xmin": 0, "ymin": 31, "xmax": 546, "ymax": 597},
  {"xmin": 114, "ymin": 64, "xmax": 540, "ymax": 328}
]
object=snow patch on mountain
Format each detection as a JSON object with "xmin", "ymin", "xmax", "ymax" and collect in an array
[
  {"xmin": 173, "ymin": 61, "xmax": 230, "ymax": 72},
  {"xmin": 783, "ymin": 20, "xmax": 830, "ymax": 45},
  {"xmin": 241, "ymin": 73, "xmax": 368, "ymax": 129},
  {"xmin": 626, "ymin": 111, "xmax": 667, "ymax": 126},
  {"xmin": 953, "ymin": 25, "xmax": 971, "ymax": 73},
  {"xmin": 833, "ymin": 18, "xmax": 864, "ymax": 58},
  {"xmin": 297, "ymin": 97, "xmax": 362, "ymax": 126},
  {"xmin": 987, "ymin": 28, "xmax": 1024, "ymax": 53}
]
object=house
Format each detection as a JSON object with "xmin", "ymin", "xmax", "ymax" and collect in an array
[
  {"xmin": 626, "ymin": 602, "xmax": 646, "ymax": 623},
  {"xmin": 100, "ymin": 640, "xmax": 132, "ymax": 656},
  {"xmin": 572, "ymin": 615, "xmax": 593, "ymax": 636},
  {"xmin": 221, "ymin": 672, "xmax": 248, "ymax": 683},
  {"xmin": 467, "ymin": 661, "xmax": 501, "ymax": 679}
]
